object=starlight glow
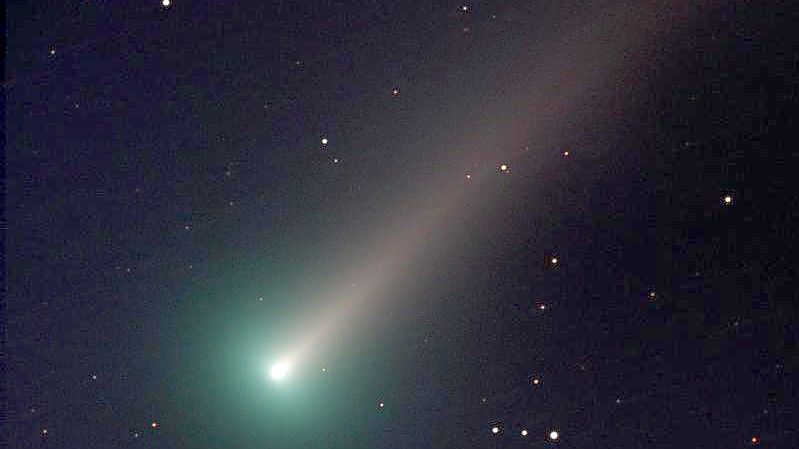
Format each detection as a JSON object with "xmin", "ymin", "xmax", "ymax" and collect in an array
[{"xmin": 269, "ymin": 361, "xmax": 291, "ymax": 381}]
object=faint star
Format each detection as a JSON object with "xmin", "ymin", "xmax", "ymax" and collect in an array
[
  {"xmin": 184, "ymin": 225, "xmax": 191, "ymax": 230},
  {"xmin": 258, "ymin": 296, "xmax": 264, "ymax": 301},
  {"xmin": 723, "ymin": 194, "xmax": 733, "ymax": 205},
  {"xmin": 332, "ymin": 158, "xmax": 339, "ymax": 164},
  {"xmin": 562, "ymin": 149, "xmax": 570, "ymax": 156},
  {"xmin": 392, "ymin": 87, "xmax": 400, "ymax": 96},
  {"xmin": 42, "ymin": 429, "xmax": 48, "ymax": 436},
  {"xmin": 649, "ymin": 291, "xmax": 656, "ymax": 300},
  {"xmin": 321, "ymin": 367, "xmax": 327, "ymax": 372},
  {"xmin": 538, "ymin": 304, "xmax": 546, "ymax": 310},
  {"xmin": 481, "ymin": 397, "xmax": 487, "ymax": 403},
  {"xmin": 531, "ymin": 377, "xmax": 541, "ymax": 386},
  {"xmin": 151, "ymin": 421, "xmax": 159, "ymax": 429},
  {"xmin": 49, "ymin": 48, "xmax": 56, "ymax": 56},
  {"xmin": 751, "ymin": 436, "xmax": 759, "ymax": 445},
  {"xmin": 228, "ymin": 200, "xmax": 235, "ymax": 206},
  {"xmin": 616, "ymin": 398, "xmax": 622, "ymax": 404},
  {"xmin": 134, "ymin": 432, "xmax": 141, "ymax": 438},
  {"xmin": 460, "ymin": 5, "xmax": 470, "ymax": 12},
  {"xmin": 465, "ymin": 173, "xmax": 472, "ymax": 180},
  {"xmin": 91, "ymin": 374, "xmax": 98, "ymax": 380}
]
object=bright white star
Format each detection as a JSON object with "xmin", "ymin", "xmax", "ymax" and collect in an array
[{"xmin": 270, "ymin": 361, "xmax": 291, "ymax": 381}]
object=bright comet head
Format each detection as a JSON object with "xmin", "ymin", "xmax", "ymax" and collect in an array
[{"xmin": 270, "ymin": 361, "xmax": 291, "ymax": 381}]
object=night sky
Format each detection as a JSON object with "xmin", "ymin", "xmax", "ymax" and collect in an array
[{"xmin": 5, "ymin": 1, "xmax": 798, "ymax": 448}]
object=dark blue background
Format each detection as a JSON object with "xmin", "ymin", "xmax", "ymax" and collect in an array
[{"xmin": 5, "ymin": 1, "xmax": 796, "ymax": 448}]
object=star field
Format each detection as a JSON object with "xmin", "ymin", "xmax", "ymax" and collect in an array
[{"xmin": 5, "ymin": 1, "xmax": 797, "ymax": 448}]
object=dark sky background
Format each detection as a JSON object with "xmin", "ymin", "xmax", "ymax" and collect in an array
[{"xmin": 4, "ymin": 1, "xmax": 797, "ymax": 448}]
